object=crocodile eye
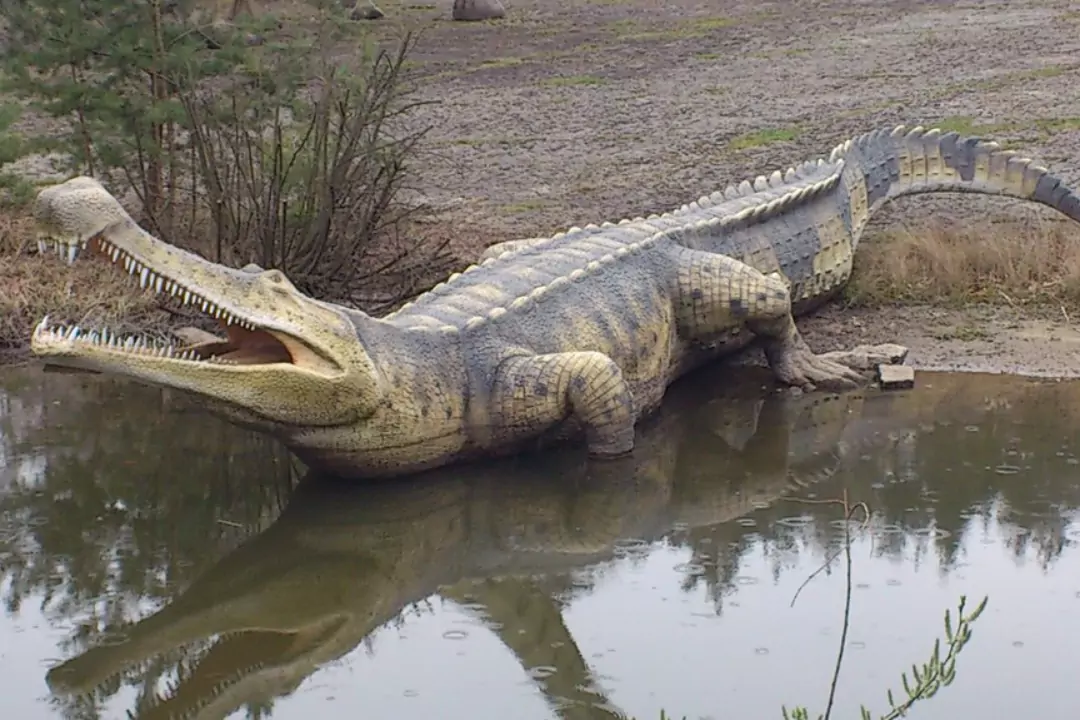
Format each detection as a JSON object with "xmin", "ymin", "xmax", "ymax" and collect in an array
[{"xmin": 261, "ymin": 269, "xmax": 294, "ymax": 292}]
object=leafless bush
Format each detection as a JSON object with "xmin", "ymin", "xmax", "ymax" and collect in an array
[{"xmin": 181, "ymin": 31, "xmax": 452, "ymax": 310}]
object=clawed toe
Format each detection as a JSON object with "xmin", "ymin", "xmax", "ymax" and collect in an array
[
  {"xmin": 817, "ymin": 343, "xmax": 910, "ymax": 372},
  {"xmin": 776, "ymin": 348, "xmax": 877, "ymax": 392}
]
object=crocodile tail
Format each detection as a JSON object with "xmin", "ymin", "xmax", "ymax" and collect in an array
[{"xmin": 837, "ymin": 124, "xmax": 1080, "ymax": 246}]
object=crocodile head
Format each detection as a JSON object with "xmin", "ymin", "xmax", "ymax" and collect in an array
[{"xmin": 29, "ymin": 177, "xmax": 383, "ymax": 429}]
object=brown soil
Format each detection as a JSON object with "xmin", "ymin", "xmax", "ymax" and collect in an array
[{"xmin": 5, "ymin": 0, "xmax": 1080, "ymax": 377}]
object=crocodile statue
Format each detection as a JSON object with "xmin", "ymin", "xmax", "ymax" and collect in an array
[
  {"xmin": 29, "ymin": 125, "xmax": 1080, "ymax": 479},
  {"xmin": 41, "ymin": 365, "xmax": 873, "ymax": 720}
]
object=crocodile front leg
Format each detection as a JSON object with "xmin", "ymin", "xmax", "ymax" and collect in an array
[
  {"xmin": 491, "ymin": 352, "xmax": 637, "ymax": 457},
  {"xmin": 673, "ymin": 248, "xmax": 906, "ymax": 391}
]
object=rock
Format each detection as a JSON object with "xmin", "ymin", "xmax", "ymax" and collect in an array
[
  {"xmin": 452, "ymin": 0, "xmax": 506, "ymax": 21},
  {"xmin": 876, "ymin": 363, "xmax": 915, "ymax": 390},
  {"xmin": 350, "ymin": 1, "xmax": 385, "ymax": 20}
]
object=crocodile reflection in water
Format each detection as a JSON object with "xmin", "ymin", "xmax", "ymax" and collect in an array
[{"xmin": 42, "ymin": 367, "xmax": 875, "ymax": 720}]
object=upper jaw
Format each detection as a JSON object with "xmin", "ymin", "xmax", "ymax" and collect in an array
[{"xmin": 31, "ymin": 230, "xmax": 344, "ymax": 378}]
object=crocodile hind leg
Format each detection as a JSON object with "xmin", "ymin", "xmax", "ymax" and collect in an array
[
  {"xmin": 674, "ymin": 249, "xmax": 906, "ymax": 391},
  {"xmin": 492, "ymin": 352, "xmax": 637, "ymax": 457}
]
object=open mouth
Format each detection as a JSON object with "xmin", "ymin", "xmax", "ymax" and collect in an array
[{"xmin": 32, "ymin": 233, "xmax": 308, "ymax": 368}]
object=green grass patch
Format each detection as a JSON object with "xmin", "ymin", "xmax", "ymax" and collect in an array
[
  {"xmin": 931, "ymin": 116, "xmax": 1017, "ymax": 137},
  {"xmin": 727, "ymin": 127, "xmax": 800, "ymax": 151},
  {"xmin": 540, "ymin": 74, "xmax": 605, "ymax": 87},
  {"xmin": 502, "ymin": 200, "xmax": 548, "ymax": 213},
  {"xmin": 1035, "ymin": 117, "xmax": 1080, "ymax": 133},
  {"xmin": 612, "ymin": 16, "xmax": 735, "ymax": 42},
  {"xmin": 479, "ymin": 56, "xmax": 526, "ymax": 69}
]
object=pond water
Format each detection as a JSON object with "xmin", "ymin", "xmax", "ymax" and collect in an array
[{"xmin": 2, "ymin": 363, "xmax": 1080, "ymax": 720}]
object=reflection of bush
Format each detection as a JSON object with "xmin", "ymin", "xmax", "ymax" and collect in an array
[
  {"xmin": 0, "ymin": 368, "xmax": 295, "ymax": 663},
  {"xmin": 675, "ymin": 372, "xmax": 1080, "ymax": 612}
]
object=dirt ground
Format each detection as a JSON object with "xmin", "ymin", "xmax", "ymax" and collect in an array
[
  {"xmin": 6, "ymin": 0, "xmax": 1080, "ymax": 377},
  {"xmin": 376, "ymin": 0, "xmax": 1080, "ymax": 377}
]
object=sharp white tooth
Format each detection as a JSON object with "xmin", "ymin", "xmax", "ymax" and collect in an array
[
  {"xmin": 70, "ymin": 328, "xmax": 81, "ymax": 340},
  {"xmin": 139, "ymin": 267, "xmax": 149, "ymax": 288},
  {"xmin": 36, "ymin": 239, "xmax": 46, "ymax": 254},
  {"xmin": 153, "ymin": 275, "xmax": 163, "ymax": 293},
  {"xmin": 125, "ymin": 337, "xmax": 135, "ymax": 349},
  {"xmin": 111, "ymin": 247, "xmax": 120, "ymax": 262},
  {"xmin": 183, "ymin": 290, "xmax": 191, "ymax": 304},
  {"xmin": 201, "ymin": 299, "xmax": 208, "ymax": 312}
]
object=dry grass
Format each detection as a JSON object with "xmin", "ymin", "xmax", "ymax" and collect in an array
[
  {"xmin": 0, "ymin": 253, "xmax": 169, "ymax": 361},
  {"xmin": 847, "ymin": 217, "xmax": 1080, "ymax": 311},
  {"xmin": 0, "ymin": 207, "xmax": 169, "ymax": 362}
]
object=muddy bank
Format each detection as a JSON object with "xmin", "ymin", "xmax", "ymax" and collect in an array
[{"xmin": 800, "ymin": 304, "xmax": 1080, "ymax": 379}]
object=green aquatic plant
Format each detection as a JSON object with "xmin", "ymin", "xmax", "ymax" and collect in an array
[
  {"xmin": 781, "ymin": 593, "xmax": 988, "ymax": 720},
  {"xmin": 781, "ymin": 490, "xmax": 988, "ymax": 720}
]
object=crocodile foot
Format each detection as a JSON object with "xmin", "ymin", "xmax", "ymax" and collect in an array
[
  {"xmin": 766, "ymin": 336, "xmax": 909, "ymax": 393},
  {"xmin": 816, "ymin": 343, "xmax": 909, "ymax": 372}
]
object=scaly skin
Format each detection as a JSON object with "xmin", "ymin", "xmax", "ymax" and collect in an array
[
  {"xmin": 42, "ymin": 374, "xmax": 869, "ymax": 720},
  {"xmin": 29, "ymin": 125, "xmax": 1080, "ymax": 478}
]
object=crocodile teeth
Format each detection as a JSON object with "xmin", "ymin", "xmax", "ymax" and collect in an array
[
  {"xmin": 89, "ymin": 236, "xmax": 257, "ymax": 331},
  {"xmin": 33, "ymin": 316, "xmax": 239, "ymax": 364}
]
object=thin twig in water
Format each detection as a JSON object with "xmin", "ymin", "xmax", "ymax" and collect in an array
[
  {"xmin": 786, "ymin": 490, "xmax": 869, "ymax": 720},
  {"xmin": 787, "ymin": 494, "xmax": 870, "ymax": 609}
]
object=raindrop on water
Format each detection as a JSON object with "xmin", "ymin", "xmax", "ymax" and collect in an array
[
  {"xmin": 613, "ymin": 538, "xmax": 651, "ymax": 557},
  {"xmin": 443, "ymin": 630, "xmax": 469, "ymax": 641},
  {"xmin": 674, "ymin": 562, "xmax": 707, "ymax": 576},
  {"xmin": 528, "ymin": 666, "xmax": 558, "ymax": 680}
]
